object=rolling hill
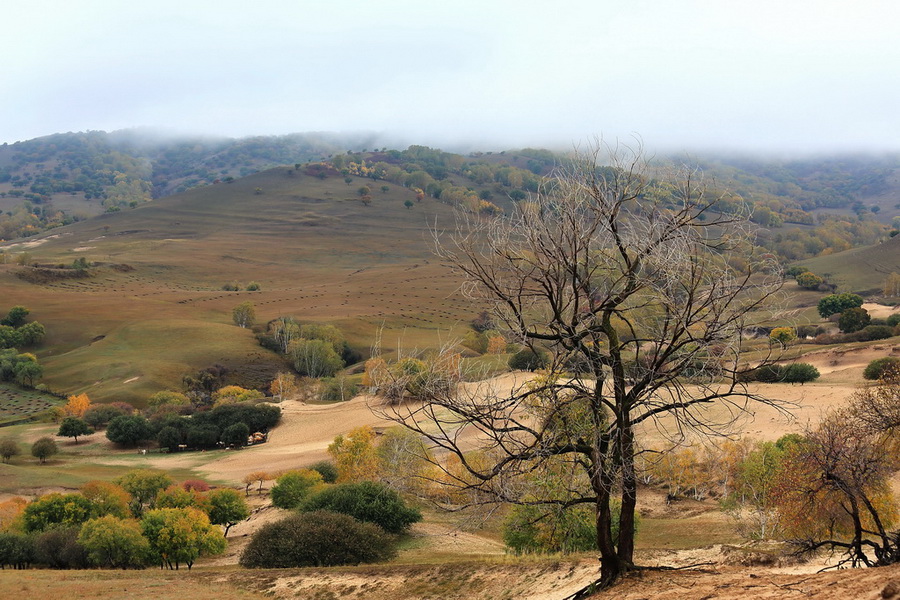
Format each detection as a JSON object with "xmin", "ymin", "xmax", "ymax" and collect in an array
[{"xmin": 0, "ymin": 167, "xmax": 481, "ymax": 404}]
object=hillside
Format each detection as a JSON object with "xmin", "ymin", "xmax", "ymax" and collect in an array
[
  {"xmin": 797, "ymin": 231, "xmax": 900, "ymax": 293},
  {"xmin": 0, "ymin": 167, "xmax": 480, "ymax": 403}
]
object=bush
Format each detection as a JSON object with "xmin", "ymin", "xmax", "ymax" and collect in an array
[
  {"xmin": 309, "ymin": 460, "xmax": 339, "ymax": 483},
  {"xmin": 300, "ymin": 481, "xmax": 422, "ymax": 534},
  {"xmin": 888, "ymin": 314, "xmax": 900, "ymax": 328},
  {"xmin": 742, "ymin": 364, "xmax": 784, "ymax": 383},
  {"xmin": 239, "ymin": 511, "xmax": 396, "ymax": 568},
  {"xmin": 504, "ymin": 504, "xmax": 602, "ymax": 554},
  {"xmin": 780, "ymin": 363, "xmax": 820, "ymax": 384},
  {"xmin": 270, "ymin": 469, "xmax": 324, "ymax": 509},
  {"xmin": 508, "ymin": 348, "xmax": 550, "ymax": 371},
  {"xmin": 848, "ymin": 325, "xmax": 895, "ymax": 342},
  {"xmin": 864, "ymin": 357, "xmax": 900, "ymax": 381},
  {"xmin": 796, "ymin": 271, "xmax": 823, "ymax": 290}
]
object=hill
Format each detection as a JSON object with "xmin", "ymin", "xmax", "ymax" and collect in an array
[
  {"xmin": 796, "ymin": 231, "xmax": 900, "ymax": 293},
  {"xmin": 0, "ymin": 166, "xmax": 483, "ymax": 403}
]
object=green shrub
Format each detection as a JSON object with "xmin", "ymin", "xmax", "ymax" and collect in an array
[
  {"xmin": 742, "ymin": 364, "xmax": 784, "ymax": 383},
  {"xmin": 300, "ymin": 481, "xmax": 421, "ymax": 534},
  {"xmin": 309, "ymin": 460, "xmax": 339, "ymax": 483},
  {"xmin": 848, "ymin": 325, "xmax": 895, "ymax": 342},
  {"xmin": 271, "ymin": 469, "xmax": 324, "ymax": 509},
  {"xmin": 780, "ymin": 363, "xmax": 820, "ymax": 384},
  {"xmin": 239, "ymin": 511, "xmax": 396, "ymax": 568},
  {"xmin": 508, "ymin": 348, "xmax": 550, "ymax": 371},
  {"xmin": 887, "ymin": 314, "xmax": 900, "ymax": 327},
  {"xmin": 504, "ymin": 502, "xmax": 635, "ymax": 554},
  {"xmin": 864, "ymin": 357, "xmax": 900, "ymax": 381}
]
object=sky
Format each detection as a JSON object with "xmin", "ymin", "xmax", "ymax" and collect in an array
[{"xmin": 4, "ymin": 0, "xmax": 899, "ymax": 153}]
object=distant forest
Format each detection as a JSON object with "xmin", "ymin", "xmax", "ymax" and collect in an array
[{"xmin": 0, "ymin": 130, "xmax": 897, "ymax": 262}]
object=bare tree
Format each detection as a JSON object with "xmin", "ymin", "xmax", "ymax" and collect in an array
[
  {"xmin": 779, "ymin": 377, "xmax": 900, "ymax": 568},
  {"xmin": 377, "ymin": 142, "xmax": 784, "ymax": 591}
]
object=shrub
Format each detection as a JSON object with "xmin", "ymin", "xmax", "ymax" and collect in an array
[
  {"xmin": 504, "ymin": 504, "xmax": 602, "ymax": 554},
  {"xmin": 270, "ymin": 469, "xmax": 324, "ymax": 509},
  {"xmin": 795, "ymin": 325, "xmax": 826, "ymax": 339},
  {"xmin": 742, "ymin": 364, "xmax": 784, "ymax": 383},
  {"xmin": 780, "ymin": 363, "xmax": 820, "ymax": 384},
  {"xmin": 300, "ymin": 481, "xmax": 422, "ymax": 534},
  {"xmin": 508, "ymin": 348, "xmax": 550, "ymax": 371},
  {"xmin": 796, "ymin": 271, "xmax": 823, "ymax": 290},
  {"xmin": 847, "ymin": 325, "xmax": 895, "ymax": 342},
  {"xmin": 864, "ymin": 357, "xmax": 900, "ymax": 381},
  {"xmin": 309, "ymin": 460, "xmax": 339, "ymax": 483},
  {"xmin": 887, "ymin": 314, "xmax": 900, "ymax": 328},
  {"xmin": 239, "ymin": 511, "xmax": 396, "ymax": 568}
]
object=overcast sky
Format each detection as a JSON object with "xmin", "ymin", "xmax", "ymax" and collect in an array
[{"xmin": 4, "ymin": 0, "xmax": 899, "ymax": 153}]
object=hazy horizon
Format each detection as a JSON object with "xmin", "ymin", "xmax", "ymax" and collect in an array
[{"xmin": 5, "ymin": 1, "xmax": 899, "ymax": 154}]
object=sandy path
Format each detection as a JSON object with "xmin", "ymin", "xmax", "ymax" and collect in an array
[{"xmin": 197, "ymin": 395, "xmax": 398, "ymax": 482}]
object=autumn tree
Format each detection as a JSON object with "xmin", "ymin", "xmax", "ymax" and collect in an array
[
  {"xmin": 62, "ymin": 393, "xmax": 92, "ymax": 418},
  {"xmin": 773, "ymin": 394, "xmax": 900, "ymax": 568},
  {"xmin": 768, "ymin": 327, "xmax": 796, "ymax": 349},
  {"xmin": 232, "ymin": 301, "xmax": 256, "ymax": 328},
  {"xmin": 378, "ymin": 144, "xmax": 783, "ymax": 590},
  {"xmin": 114, "ymin": 470, "xmax": 173, "ymax": 517},
  {"xmin": 141, "ymin": 507, "xmax": 226, "ymax": 570},
  {"xmin": 78, "ymin": 515, "xmax": 149, "ymax": 569},
  {"xmin": 207, "ymin": 489, "xmax": 250, "ymax": 537},
  {"xmin": 269, "ymin": 371, "xmax": 298, "ymax": 401},
  {"xmin": 328, "ymin": 426, "xmax": 381, "ymax": 483},
  {"xmin": 80, "ymin": 481, "xmax": 131, "ymax": 519},
  {"xmin": 795, "ymin": 271, "xmax": 824, "ymax": 290}
]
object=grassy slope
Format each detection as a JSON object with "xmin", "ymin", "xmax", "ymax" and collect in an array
[
  {"xmin": 798, "ymin": 233, "xmax": 900, "ymax": 293},
  {"xmin": 1, "ymin": 169, "xmax": 476, "ymax": 403}
]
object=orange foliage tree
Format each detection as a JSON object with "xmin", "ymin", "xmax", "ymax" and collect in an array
[{"xmin": 63, "ymin": 393, "xmax": 92, "ymax": 418}]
